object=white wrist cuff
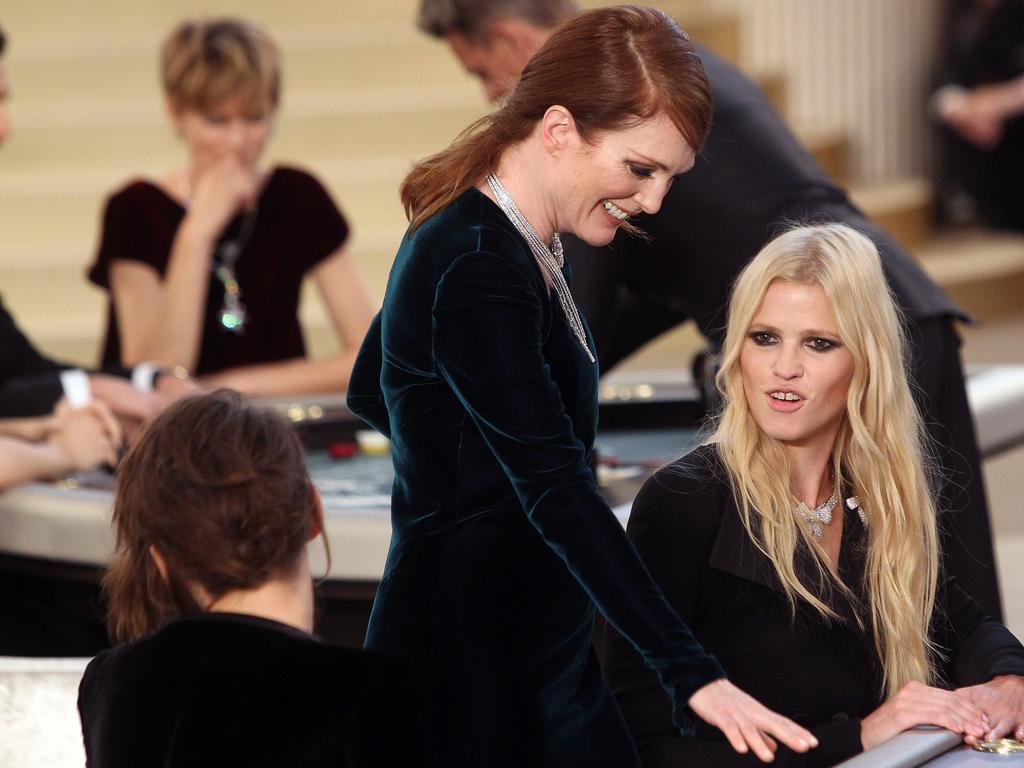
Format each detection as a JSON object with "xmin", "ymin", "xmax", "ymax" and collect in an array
[
  {"xmin": 59, "ymin": 369, "xmax": 93, "ymax": 408},
  {"xmin": 131, "ymin": 362, "xmax": 161, "ymax": 393}
]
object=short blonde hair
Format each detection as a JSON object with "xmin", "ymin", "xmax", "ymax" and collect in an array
[{"xmin": 161, "ymin": 18, "xmax": 280, "ymax": 114}]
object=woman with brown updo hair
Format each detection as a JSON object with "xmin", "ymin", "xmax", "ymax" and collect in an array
[
  {"xmin": 77, "ymin": 390, "xmax": 413, "ymax": 767},
  {"xmin": 347, "ymin": 6, "xmax": 816, "ymax": 766}
]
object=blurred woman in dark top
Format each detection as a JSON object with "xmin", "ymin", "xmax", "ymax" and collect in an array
[
  {"xmin": 89, "ymin": 18, "xmax": 375, "ymax": 395},
  {"xmin": 78, "ymin": 390, "xmax": 413, "ymax": 767},
  {"xmin": 606, "ymin": 224, "xmax": 1024, "ymax": 766}
]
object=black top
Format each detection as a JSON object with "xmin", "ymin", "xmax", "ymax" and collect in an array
[
  {"xmin": 604, "ymin": 445, "xmax": 1024, "ymax": 767},
  {"xmin": 89, "ymin": 166, "xmax": 349, "ymax": 375},
  {"xmin": 565, "ymin": 46, "xmax": 964, "ymax": 354},
  {"xmin": 347, "ymin": 187, "xmax": 723, "ymax": 768},
  {"xmin": 77, "ymin": 612, "xmax": 415, "ymax": 768},
  {"xmin": 0, "ymin": 295, "xmax": 67, "ymax": 417}
]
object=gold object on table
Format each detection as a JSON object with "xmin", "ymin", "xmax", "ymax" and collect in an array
[{"xmin": 972, "ymin": 738, "xmax": 1024, "ymax": 754}]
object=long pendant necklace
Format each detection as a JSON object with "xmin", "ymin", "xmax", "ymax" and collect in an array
[
  {"xmin": 213, "ymin": 206, "xmax": 258, "ymax": 334},
  {"xmin": 178, "ymin": 169, "xmax": 257, "ymax": 335},
  {"xmin": 485, "ymin": 173, "xmax": 595, "ymax": 363}
]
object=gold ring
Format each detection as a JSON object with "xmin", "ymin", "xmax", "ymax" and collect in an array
[{"xmin": 973, "ymin": 738, "xmax": 1024, "ymax": 754}]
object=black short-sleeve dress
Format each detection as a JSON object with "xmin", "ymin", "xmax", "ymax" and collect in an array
[{"xmin": 88, "ymin": 166, "xmax": 348, "ymax": 374}]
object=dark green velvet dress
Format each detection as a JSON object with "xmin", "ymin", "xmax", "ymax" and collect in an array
[{"xmin": 347, "ymin": 188, "xmax": 723, "ymax": 767}]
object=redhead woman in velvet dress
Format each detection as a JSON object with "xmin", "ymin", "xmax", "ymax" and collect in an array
[
  {"xmin": 605, "ymin": 224, "xmax": 1024, "ymax": 766},
  {"xmin": 347, "ymin": 7, "xmax": 819, "ymax": 767},
  {"xmin": 89, "ymin": 19, "xmax": 375, "ymax": 395}
]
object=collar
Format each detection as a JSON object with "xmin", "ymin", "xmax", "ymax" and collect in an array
[{"xmin": 708, "ymin": 483, "xmax": 871, "ymax": 640}]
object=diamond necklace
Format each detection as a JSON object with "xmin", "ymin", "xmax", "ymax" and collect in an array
[
  {"xmin": 795, "ymin": 482, "xmax": 840, "ymax": 540},
  {"xmin": 485, "ymin": 174, "xmax": 595, "ymax": 363}
]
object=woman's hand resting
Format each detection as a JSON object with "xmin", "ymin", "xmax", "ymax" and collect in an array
[
  {"xmin": 689, "ymin": 678, "xmax": 819, "ymax": 762},
  {"xmin": 956, "ymin": 675, "xmax": 1024, "ymax": 743},
  {"xmin": 861, "ymin": 680, "xmax": 989, "ymax": 750}
]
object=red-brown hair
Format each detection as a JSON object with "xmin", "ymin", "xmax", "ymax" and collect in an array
[
  {"xmin": 104, "ymin": 390, "xmax": 319, "ymax": 642},
  {"xmin": 401, "ymin": 5, "xmax": 711, "ymax": 230}
]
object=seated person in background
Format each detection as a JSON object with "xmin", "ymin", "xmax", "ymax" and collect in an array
[
  {"xmin": 931, "ymin": 0, "xmax": 1024, "ymax": 229},
  {"xmin": 88, "ymin": 18, "xmax": 375, "ymax": 396},
  {"xmin": 78, "ymin": 390, "xmax": 413, "ymax": 767},
  {"xmin": 0, "ymin": 399, "xmax": 120, "ymax": 490},
  {"xmin": 0, "ymin": 26, "xmax": 169, "ymax": 424},
  {"xmin": 605, "ymin": 224, "xmax": 1024, "ymax": 766}
]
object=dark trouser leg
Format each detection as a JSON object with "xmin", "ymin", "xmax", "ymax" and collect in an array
[{"xmin": 908, "ymin": 316, "xmax": 1002, "ymax": 620}]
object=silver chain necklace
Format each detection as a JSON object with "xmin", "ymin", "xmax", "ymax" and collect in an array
[{"xmin": 485, "ymin": 174, "xmax": 595, "ymax": 363}]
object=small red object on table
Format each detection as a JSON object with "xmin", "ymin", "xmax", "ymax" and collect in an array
[{"xmin": 328, "ymin": 442, "xmax": 359, "ymax": 460}]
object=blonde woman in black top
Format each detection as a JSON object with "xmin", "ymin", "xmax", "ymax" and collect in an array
[{"xmin": 606, "ymin": 224, "xmax": 1024, "ymax": 766}]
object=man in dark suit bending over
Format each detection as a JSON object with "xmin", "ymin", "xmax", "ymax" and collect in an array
[{"xmin": 416, "ymin": 0, "xmax": 1004, "ymax": 621}]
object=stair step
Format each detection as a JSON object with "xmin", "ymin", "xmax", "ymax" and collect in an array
[
  {"xmin": 7, "ymin": 26, "xmax": 469, "ymax": 103},
  {"xmin": 849, "ymin": 178, "xmax": 932, "ymax": 251},
  {"xmin": 3, "ymin": 89, "xmax": 486, "ymax": 172},
  {"xmin": 916, "ymin": 229, "xmax": 1024, "ymax": 321},
  {"xmin": 799, "ymin": 129, "xmax": 851, "ymax": 186},
  {"xmin": 670, "ymin": 7, "xmax": 742, "ymax": 66}
]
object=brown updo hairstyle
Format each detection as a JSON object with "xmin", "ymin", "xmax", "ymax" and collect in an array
[
  {"xmin": 161, "ymin": 17, "xmax": 281, "ymax": 115},
  {"xmin": 104, "ymin": 389, "xmax": 322, "ymax": 642},
  {"xmin": 400, "ymin": 5, "xmax": 711, "ymax": 230}
]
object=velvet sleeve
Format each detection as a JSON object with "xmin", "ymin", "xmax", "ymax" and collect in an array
[
  {"xmin": 346, "ymin": 312, "xmax": 391, "ymax": 437},
  {"xmin": 430, "ymin": 250, "xmax": 724, "ymax": 733},
  {"xmin": 606, "ymin": 464, "xmax": 864, "ymax": 767}
]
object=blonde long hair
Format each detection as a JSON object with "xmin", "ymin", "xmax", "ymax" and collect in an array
[{"xmin": 711, "ymin": 224, "xmax": 939, "ymax": 696}]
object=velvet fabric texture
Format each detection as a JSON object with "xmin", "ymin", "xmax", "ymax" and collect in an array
[
  {"xmin": 347, "ymin": 188, "xmax": 724, "ymax": 767},
  {"xmin": 89, "ymin": 166, "xmax": 348, "ymax": 375},
  {"xmin": 77, "ymin": 612, "xmax": 414, "ymax": 767},
  {"xmin": 604, "ymin": 445, "xmax": 1024, "ymax": 767}
]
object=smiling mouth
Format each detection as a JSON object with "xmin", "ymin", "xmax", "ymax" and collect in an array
[{"xmin": 603, "ymin": 200, "xmax": 633, "ymax": 221}]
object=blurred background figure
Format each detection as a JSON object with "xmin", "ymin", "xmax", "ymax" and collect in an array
[
  {"xmin": 79, "ymin": 390, "xmax": 415, "ymax": 767},
  {"xmin": 932, "ymin": 0, "xmax": 1024, "ymax": 230},
  {"xmin": 88, "ymin": 18, "xmax": 375, "ymax": 396},
  {"xmin": 0, "ymin": 400, "xmax": 120, "ymax": 490},
  {"xmin": 0, "ymin": 25, "xmax": 167, "ymax": 465}
]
